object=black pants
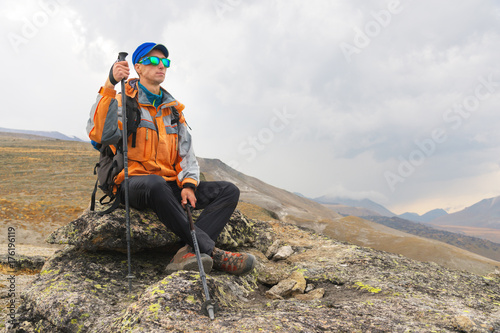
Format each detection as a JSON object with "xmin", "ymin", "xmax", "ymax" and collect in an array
[{"xmin": 121, "ymin": 175, "xmax": 240, "ymax": 255}]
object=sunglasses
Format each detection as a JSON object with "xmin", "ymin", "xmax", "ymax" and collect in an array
[{"xmin": 138, "ymin": 56, "xmax": 171, "ymax": 67}]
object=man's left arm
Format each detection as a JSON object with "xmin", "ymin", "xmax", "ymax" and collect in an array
[{"xmin": 175, "ymin": 114, "xmax": 200, "ymax": 204}]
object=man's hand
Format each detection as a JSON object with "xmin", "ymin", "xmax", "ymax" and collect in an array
[
  {"xmin": 113, "ymin": 61, "xmax": 130, "ymax": 82},
  {"xmin": 181, "ymin": 187, "xmax": 197, "ymax": 209},
  {"xmin": 105, "ymin": 61, "xmax": 130, "ymax": 88}
]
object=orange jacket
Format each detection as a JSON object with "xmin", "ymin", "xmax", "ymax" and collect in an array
[{"xmin": 87, "ymin": 78, "xmax": 199, "ymax": 189}]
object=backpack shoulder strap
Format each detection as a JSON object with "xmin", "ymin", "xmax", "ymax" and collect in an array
[
  {"xmin": 90, "ymin": 178, "xmax": 99, "ymax": 212},
  {"xmin": 97, "ymin": 194, "xmax": 122, "ymax": 215},
  {"xmin": 89, "ymin": 95, "xmax": 140, "ymax": 216},
  {"xmin": 125, "ymin": 95, "xmax": 141, "ymax": 148}
]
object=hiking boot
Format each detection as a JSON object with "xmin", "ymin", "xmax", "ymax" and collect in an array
[
  {"xmin": 165, "ymin": 245, "xmax": 213, "ymax": 275},
  {"xmin": 211, "ymin": 247, "xmax": 256, "ymax": 275}
]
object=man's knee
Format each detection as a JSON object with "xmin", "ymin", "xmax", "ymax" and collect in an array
[
  {"xmin": 224, "ymin": 182, "xmax": 240, "ymax": 201},
  {"xmin": 130, "ymin": 175, "xmax": 172, "ymax": 198},
  {"xmin": 146, "ymin": 175, "xmax": 169, "ymax": 193}
]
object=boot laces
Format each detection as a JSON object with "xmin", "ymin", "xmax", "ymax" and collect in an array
[{"xmin": 216, "ymin": 250, "xmax": 243, "ymax": 271}]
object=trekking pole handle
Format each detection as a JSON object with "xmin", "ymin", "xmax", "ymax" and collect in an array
[{"xmin": 118, "ymin": 52, "xmax": 128, "ymax": 62}]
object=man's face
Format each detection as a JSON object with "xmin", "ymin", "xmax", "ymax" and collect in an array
[{"xmin": 135, "ymin": 49, "xmax": 168, "ymax": 85}]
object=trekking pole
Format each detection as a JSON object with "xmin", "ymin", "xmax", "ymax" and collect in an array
[
  {"xmin": 118, "ymin": 51, "xmax": 134, "ymax": 293},
  {"xmin": 185, "ymin": 203, "xmax": 216, "ymax": 320}
]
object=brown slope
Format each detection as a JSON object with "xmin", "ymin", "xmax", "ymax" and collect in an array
[
  {"xmin": 198, "ymin": 158, "xmax": 341, "ymax": 224},
  {"xmin": 322, "ymin": 203, "xmax": 383, "ymax": 217},
  {"xmin": 432, "ymin": 225, "xmax": 500, "ymax": 244},
  {"xmin": 326, "ymin": 216, "xmax": 500, "ymax": 275}
]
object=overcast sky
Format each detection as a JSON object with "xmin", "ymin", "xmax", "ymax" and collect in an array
[{"xmin": 2, "ymin": 0, "xmax": 500, "ymax": 215}]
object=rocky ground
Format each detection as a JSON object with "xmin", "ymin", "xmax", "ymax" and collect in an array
[{"xmin": 2, "ymin": 206, "xmax": 500, "ymax": 332}]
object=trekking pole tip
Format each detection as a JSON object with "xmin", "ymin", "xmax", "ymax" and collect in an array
[
  {"xmin": 202, "ymin": 300, "xmax": 217, "ymax": 320},
  {"xmin": 208, "ymin": 308, "xmax": 215, "ymax": 320},
  {"xmin": 126, "ymin": 274, "xmax": 135, "ymax": 293}
]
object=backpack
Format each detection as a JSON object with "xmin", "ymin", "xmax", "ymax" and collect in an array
[{"xmin": 90, "ymin": 95, "xmax": 141, "ymax": 215}]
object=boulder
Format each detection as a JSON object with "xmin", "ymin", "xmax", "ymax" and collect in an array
[
  {"xmin": 288, "ymin": 270, "xmax": 307, "ymax": 295},
  {"xmin": 264, "ymin": 270, "xmax": 306, "ymax": 299},
  {"xmin": 265, "ymin": 239, "xmax": 281, "ymax": 259},
  {"xmin": 294, "ymin": 288, "xmax": 325, "ymax": 301},
  {"xmin": 265, "ymin": 279, "xmax": 296, "ymax": 299},
  {"xmin": 272, "ymin": 245, "xmax": 294, "ymax": 261},
  {"xmin": 46, "ymin": 205, "xmax": 256, "ymax": 253}
]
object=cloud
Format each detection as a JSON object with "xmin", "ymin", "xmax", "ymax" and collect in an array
[{"xmin": 2, "ymin": 0, "xmax": 500, "ymax": 214}]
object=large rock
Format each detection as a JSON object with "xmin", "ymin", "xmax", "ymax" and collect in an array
[
  {"xmin": 9, "ymin": 218, "xmax": 274, "ymax": 332},
  {"xmin": 8, "ymin": 218, "xmax": 500, "ymax": 332},
  {"xmin": 46, "ymin": 205, "xmax": 256, "ymax": 253},
  {"xmin": 0, "ymin": 254, "xmax": 46, "ymax": 273},
  {"xmin": 9, "ymin": 246, "xmax": 260, "ymax": 332}
]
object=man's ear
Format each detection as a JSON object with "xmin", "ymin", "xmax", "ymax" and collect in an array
[{"xmin": 135, "ymin": 63, "xmax": 141, "ymax": 76}]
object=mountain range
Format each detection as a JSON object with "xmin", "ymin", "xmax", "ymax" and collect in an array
[
  {"xmin": 399, "ymin": 208, "xmax": 449, "ymax": 222},
  {"xmin": 0, "ymin": 127, "xmax": 83, "ymax": 141},
  {"xmin": 432, "ymin": 196, "xmax": 500, "ymax": 228},
  {"xmin": 313, "ymin": 195, "xmax": 449, "ymax": 222},
  {"xmin": 311, "ymin": 194, "xmax": 500, "ymax": 244},
  {"xmin": 7, "ymin": 126, "xmax": 489, "ymax": 227}
]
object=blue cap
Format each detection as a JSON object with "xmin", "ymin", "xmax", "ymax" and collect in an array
[{"xmin": 132, "ymin": 42, "xmax": 169, "ymax": 64}]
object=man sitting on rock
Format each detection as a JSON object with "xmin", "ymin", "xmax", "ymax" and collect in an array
[{"xmin": 87, "ymin": 42, "xmax": 255, "ymax": 276}]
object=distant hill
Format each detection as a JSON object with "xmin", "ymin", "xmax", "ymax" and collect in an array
[
  {"xmin": 312, "ymin": 194, "xmax": 500, "ymax": 256},
  {"xmin": 399, "ymin": 208, "xmax": 448, "ymax": 223},
  {"xmin": 432, "ymin": 196, "xmax": 500, "ymax": 229},
  {"xmin": 313, "ymin": 195, "xmax": 448, "ymax": 223},
  {"xmin": 198, "ymin": 158, "xmax": 341, "ymax": 224},
  {"xmin": 313, "ymin": 193, "xmax": 451, "ymax": 225},
  {"xmin": 364, "ymin": 215, "xmax": 500, "ymax": 262},
  {"xmin": 0, "ymin": 127, "xmax": 84, "ymax": 141},
  {"xmin": 313, "ymin": 195, "xmax": 395, "ymax": 217},
  {"xmin": 321, "ymin": 203, "xmax": 385, "ymax": 217}
]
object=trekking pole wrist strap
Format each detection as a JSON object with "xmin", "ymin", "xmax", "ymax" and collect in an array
[
  {"xmin": 183, "ymin": 183, "xmax": 196, "ymax": 191},
  {"xmin": 109, "ymin": 64, "xmax": 119, "ymax": 86}
]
